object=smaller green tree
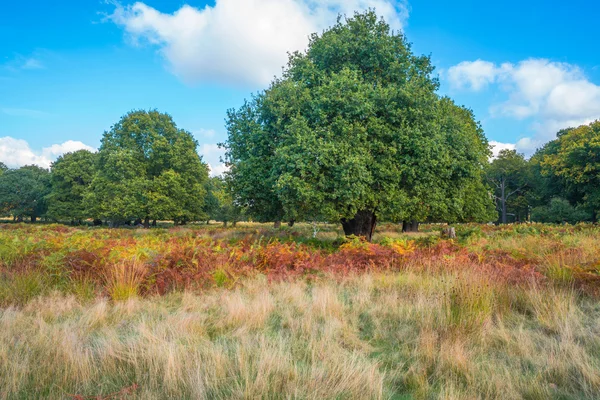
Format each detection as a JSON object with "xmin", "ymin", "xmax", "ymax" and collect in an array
[
  {"xmin": 206, "ymin": 176, "xmax": 243, "ymax": 227},
  {"xmin": 86, "ymin": 110, "xmax": 210, "ymax": 226},
  {"xmin": 47, "ymin": 150, "xmax": 98, "ymax": 224},
  {"xmin": 486, "ymin": 149, "xmax": 530, "ymax": 224},
  {"xmin": 0, "ymin": 165, "xmax": 51, "ymax": 222}
]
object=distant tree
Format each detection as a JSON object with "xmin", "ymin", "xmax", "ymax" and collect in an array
[
  {"xmin": 85, "ymin": 110, "xmax": 210, "ymax": 226},
  {"xmin": 0, "ymin": 165, "xmax": 51, "ymax": 222},
  {"xmin": 486, "ymin": 149, "xmax": 530, "ymax": 224},
  {"xmin": 205, "ymin": 176, "xmax": 244, "ymax": 227},
  {"xmin": 224, "ymin": 12, "xmax": 493, "ymax": 240},
  {"xmin": 0, "ymin": 162, "xmax": 8, "ymax": 175},
  {"xmin": 531, "ymin": 198, "xmax": 591, "ymax": 224},
  {"xmin": 528, "ymin": 140, "xmax": 564, "ymax": 209},
  {"xmin": 540, "ymin": 120, "xmax": 600, "ymax": 221},
  {"xmin": 47, "ymin": 150, "xmax": 98, "ymax": 224}
]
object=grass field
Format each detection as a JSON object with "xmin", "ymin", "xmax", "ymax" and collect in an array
[{"xmin": 1, "ymin": 223, "xmax": 600, "ymax": 399}]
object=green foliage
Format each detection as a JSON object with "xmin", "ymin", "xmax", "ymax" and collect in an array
[
  {"xmin": 85, "ymin": 110, "xmax": 210, "ymax": 224},
  {"xmin": 225, "ymin": 11, "xmax": 493, "ymax": 236},
  {"xmin": 47, "ymin": 149, "xmax": 98, "ymax": 222},
  {"xmin": 486, "ymin": 149, "xmax": 530, "ymax": 223},
  {"xmin": 205, "ymin": 176, "xmax": 244, "ymax": 225},
  {"xmin": 0, "ymin": 165, "xmax": 51, "ymax": 221},
  {"xmin": 540, "ymin": 120, "xmax": 600, "ymax": 220},
  {"xmin": 531, "ymin": 198, "xmax": 591, "ymax": 224}
]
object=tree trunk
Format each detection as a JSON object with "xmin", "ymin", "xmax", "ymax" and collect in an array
[
  {"xmin": 224, "ymin": 221, "xmax": 228, "ymax": 227},
  {"xmin": 17, "ymin": 215, "xmax": 23, "ymax": 223},
  {"xmin": 341, "ymin": 210, "xmax": 377, "ymax": 242},
  {"xmin": 152, "ymin": 219, "xmax": 157, "ymax": 227},
  {"xmin": 441, "ymin": 227, "xmax": 456, "ymax": 239},
  {"xmin": 499, "ymin": 177, "xmax": 508, "ymax": 224},
  {"xmin": 288, "ymin": 220, "xmax": 295, "ymax": 227},
  {"xmin": 30, "ymin": 215, "xmax": 37, "ymax": 223},
  {"xmin": 274, "ymin": 221, "xmax": 282, "ymax": 229},
  {"xmin": 232, "ymin": 220, "xmax": 237, "ymax": 227},
  {"xmin": 144, "ymin": 217, "xmax": 150, "ymax": 229},
  {"xmin": 402, "ymin": 220, "xmax": 419, "ymax": 233}
]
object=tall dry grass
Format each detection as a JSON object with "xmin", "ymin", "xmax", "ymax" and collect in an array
[{"xmin": 1, "ymin": 270, "xmax": 599, "ymax": 399}]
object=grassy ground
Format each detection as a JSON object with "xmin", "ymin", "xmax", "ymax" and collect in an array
[{"xmin": 1, "ymin": 223, "xmax": 600, "ymax": 399}]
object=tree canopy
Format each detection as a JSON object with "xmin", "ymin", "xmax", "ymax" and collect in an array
[
  {"xmin": 0, "ymin": 165, "xmax": 51, "ymax": 222},
  {"xmin": 85, "ymin": 110, "xmax": 210, "ymax": 226},
  {"xmin": 540, "ymin": 120, "xmax": 600, "ymax": 221},
  {"xmin": 224, "ymin": 11, "xmax": 494, "ymax": 240},
  {"xmin": 47, "ymin": 150, "xmax": 98, "ymax": 223}
]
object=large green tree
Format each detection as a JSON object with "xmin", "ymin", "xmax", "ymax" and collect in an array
[
  {"xmin": 224, "ymin": 12, "xmax": 493, "ymax": 240},
  {"xmin": 47, "ymin": 150, "xmax": 98, "ymax": 223},
  {"xmin": 0, "ymin": 165, "xmax": 51, "ymax": 222},
  {"xmin": 85, "ymin": 110, "xmax": 209, "ymax": 226}
]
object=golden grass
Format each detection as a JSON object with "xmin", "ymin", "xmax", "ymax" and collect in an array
[{"xmin": 1, "ymin": 271, "xmax": 599, "ymax": 399}]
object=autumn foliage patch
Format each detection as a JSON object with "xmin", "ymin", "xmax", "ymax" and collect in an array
[{"xmin": 1, "ymin": 223, "xmax": 600, "ymax": 303}]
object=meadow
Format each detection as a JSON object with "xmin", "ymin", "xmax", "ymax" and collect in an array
[{"xmin": 1, "ymin": 222, "xmax": 600, "ymax": 399}]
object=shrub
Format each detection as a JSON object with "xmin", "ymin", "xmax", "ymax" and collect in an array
[{"xmin": 531, "ymin": 198, "xmax": 592, "ymax": 224}]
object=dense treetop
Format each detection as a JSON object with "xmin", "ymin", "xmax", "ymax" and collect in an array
[{"xmin": 225, "ymin": 11, "xmax": 494, "ymax": 239}]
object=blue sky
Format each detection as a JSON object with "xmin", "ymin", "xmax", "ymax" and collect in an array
[{"xmin": 1, "ymin": 0, "xmax": 599, "ymax": 173}]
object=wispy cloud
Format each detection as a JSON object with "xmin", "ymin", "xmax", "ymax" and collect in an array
[
  {"xmin": 2, "ymin": 50, "xmax": 49, "ymax": 72},
  {"xmin": 1, "ymin": 108, "xmax": 52, "ymax": 118},
  {"xmin": 21, "ymin": 58, "xmax": 44, "ymax": 70}
]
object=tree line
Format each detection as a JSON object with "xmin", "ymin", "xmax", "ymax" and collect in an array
[
  {"xmin": 0, "ymin": 12, "xmax": 598, "ymax": 238},
  {"xmin": 489, "ymin": 121, "xmax": 600, "ymax": 225},
  {"xmin": 0, "ymin": 110, "xmax": 240, "ymax": 228}
]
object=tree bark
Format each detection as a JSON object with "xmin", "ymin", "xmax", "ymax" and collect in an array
[
  {"xmin": 152, "ymin": 219, "xmax": 157, "ymax": 227},
  {"xmin": 501, "ymin": 178, "xmax": 507, "ymax": 224},
  {"xmin": 402, "ymin": 220, "xmax": 419, "ymax": 233},
  {"xmin": 223, "ymin": 221, "xmax": 228, "ymax": 227},
  {"xmin": 232, "ymin": 220, "xmax": 237, "ymax": 227},
  {"xmin": 288, "ymin": 220, "xmax": 295, "ymax": 227},
  {"xmin": 341, "ymin": 210, "xmax": 377, "ymax": 242},
  {"xmin": 144, "ymin": 217, "xmax": 150, "ymax": 229},
  {"xmin": 30, "ymin": 215, "xmax": 37, "ymax": 223},
  {"xmin": 274, "ymin": 221, "xmax": 282, "ymax": 229},
  {"xmin": 441, "ymin": 227, "xmax": 456, "ymax": 239}
]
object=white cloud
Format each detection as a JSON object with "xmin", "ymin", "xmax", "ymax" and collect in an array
[
  {"xmin": 108, "ymin": 0, "xmax": 408, "ymax": 86},
  {"xmin": 194, "ymin": 128, "xmax": 216, "ymax": 139},
  {"xmin": 489, "ymin": 140, "xmax": 515, "ymax": 158},
  {"xmin": 0, "ymin": 137, "xmax": 95, "ymax": 169},
  {"xmin": 448, "ymin": 58, "xmax": 600, "ymax": 153},
  {"xmin": 199, "ymin": 143, "xmax": 227, "ymax": 176},
  {"xmin": 447, "ymin": 60, "xmax": 499, "ymax": 91}
]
